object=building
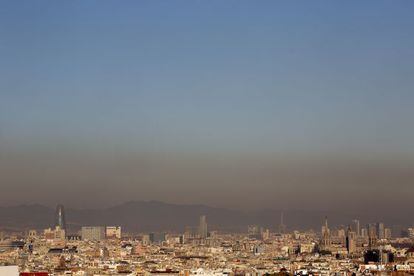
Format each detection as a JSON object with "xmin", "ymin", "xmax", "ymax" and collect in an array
[
  {"xmin": 368, "ymin": 224, "xmax": 377, "ymax": 249},
  {"xmin": 198, "ymin": 215, "xmax": 208, "ymax": 239},
  {"xmin": 106, "ymin": 226, "xmax": 121, "ymax": 239},
  {"xmin": 352, "ymin": 219, "xmax": 360, "ymax": 237},
  {"xmin": 377, "ymin": 222, "xmax": 385, "ymax": 239},
  {"xmin": 408, "ymin": 227, "xmax": 414, "ymax": 238},
  {"xmin": 27, "ymin": 229, "xmax": 37, "ymax": 239},
  {"xmin": 346, "ymin": 227, "xmax": 357, "ymax": 254},
  {"xmin": 337, "ymin": 228, "xmax": 346, "ymax": 245},
  {"xmin": 55, "ymin": 204, "xmax": 66, "ymax": 231},
  {"xmin": 0, "ymin": 241, "xmax": 25, "ymax": 250},
  {"xmin": 248, "ymin": 225, "xmax": 260, "ymax": 235},
  {"xmin": 320, "ymin": 217, "xmax": 331, "ymax": 251},
  {"xmin": 253, "ymin": 244, "xmax": 265, "ymax": 255},
  {"xmin": 300, "ymin": 242, "xmax": 315, "ymax": 254},
  {"xmin": 44, "ymin": 226, "xmax": 65, "ymax": 241},
  {"xmin": 141, "ymin": 234, "xmax": 150, "ymax": 245},
  {"xmin": 361, "ymin": 228, "xmax": 368, "ymax": 238},
  {"xmin": 81, "ymin": 226, "xmax": 105, "ymax": 241},
  {"xmin": 149, "ymin": 232, "xmax": 166, "ymax": 244},
  {"xmin": 384, "ymin": 228, "xmax": 392, "ymax": 239}
]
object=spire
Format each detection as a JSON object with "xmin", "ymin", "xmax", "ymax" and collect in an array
[{"xmin": 55, "ymin": 204, "xmax": 66, "ymax": 230}]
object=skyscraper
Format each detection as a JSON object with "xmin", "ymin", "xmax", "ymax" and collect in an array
[
  {"xmin": 377, "ymin": 222, "xmax": 385, "ymax": 239},
  {"xmin": 198, "ymin": 215, "xmax": 208, "ymax": 239},
  {"xmin": 368, "ymin": 223, "xmax": 377, "ymax": 249},
  {"xmin": 352, "ymin": 219, "xmax": 360, "ymax": 237},
  {"xmin": 55, "ymin": 204, "xmax": 66, "ymax": 231},
  {"xmin": 346, "ymin": 226, "xmax": 357, "ymax": 254}
]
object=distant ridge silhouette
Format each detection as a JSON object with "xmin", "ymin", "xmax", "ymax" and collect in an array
[{"xmin": 0, "ymin": 201, "xmax": 410, "ymax": 233}]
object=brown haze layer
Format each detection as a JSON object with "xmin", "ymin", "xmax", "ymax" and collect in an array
[{"xmin": 1, "ymin": 148, "xmax": 413, "ymax": 222}]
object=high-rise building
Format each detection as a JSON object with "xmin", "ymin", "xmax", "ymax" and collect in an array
[
  {"xmin": 352, "ymin": 219, "xmax": 360, "ymax": 237},
  {"xmin": 368, "ymin": 223, "xmax": 377, "ymax": 249},
  {"xmin": 321, "ymin": 216, "xmax": 331, "ymax": 251},
  {"xmin": 81, "ymin": 226, "xmax": 105, "ymax": 241},
  {"xmin": 361, "ymin": 228, "xmax": 368, "ymax": 238},
  {"xmin": 55, "ymin": 204, "xmax": 66, "ymax": 231},
  {"xmin": 337, "ymin": 228, "xmax": 346, "ymax": 245},
  {"xmin": 198, "ymin": 215, "xmax": 208, "ymax": 239},
  {"xmin": 346, "ymin": 226, "xmax": 357, "ymax": 254},
  {"xmin": 377, "ymin": 222, "xmax": 385, "ymax": 239}
]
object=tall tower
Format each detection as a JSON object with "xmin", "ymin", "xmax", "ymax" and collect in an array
[
  {"xmin": 279, "ymin": 211, "xmax": 287, "ymax": 234},
  {"xmin": 368, "ymin": 223, "xmax": 377, "ymax": 249},
  {"xmin": 55, "ymin": 204, "xmax": 66, "ymax": 230},
  {"xmin": 346, "ymin": 226, "xmax": 356, "ymax": 254},
  {"xmin": 198, "ymin": 215, "xmax": 208, "ymax": 239},
  {"xmin": 352, "ymin": 219, "xmax": 360, "ymax": 237},
  {"xmin": 377, "ymin": 222, "xmax": 385, "ymax": 239},
  {"xmin": 321, "ymin": 216, "xmax": 331, "ymax": 251}
]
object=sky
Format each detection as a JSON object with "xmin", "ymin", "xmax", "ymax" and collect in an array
[{"xmin": 1, "ymin": 1, "xmax": 414, "ymax": 214}]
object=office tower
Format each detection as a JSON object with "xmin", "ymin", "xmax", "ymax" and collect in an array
[
  {"xmin": 279, "ymin": 211, "xmax": 287, "ymax": 234},
  {"xmin": 106, "ymin": 226, "xmax": 121, "ymax": 239},
  {"xmin": 346, "ymin": 226, "xmax": 356, "ymax": 254},
  {"xmin": 55, "ymin": 204, "xmax": 66, "ymax": 231},
  {"xmin": 81, "ymin": 226, "xmax": 105, "ymax": 241},
  {"xmin": 377, "ymin": 222, "xmax": 385, "ymax": 239},
  {"xmin": 352, "ymin": 219, "xmax": 360, "ymax": 237},
  {"xmin": 337, "ymin": 228, "xmax": 346, "ymax": 246},
  {"xmin": 198, "ymin": 215, "xmax": 208, "ymax": 239},
  {"xmin": 368, "ymin": 223, "xmax": 377, "ymax": 249},
  {"xmin": 361, "ymin": 228, "xmax": 368, "ymax": 238},
  {"xmin": 321, "ymin": 216, "xmax": 331, "ymax": 251}
]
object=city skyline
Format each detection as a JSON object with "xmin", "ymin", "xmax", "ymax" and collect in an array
[
  {"xmin": 2, "ymin": 202, "xmax": 414, "ymax": 275},
  {"xmin": 1, "ymin": 1, "xmax": 414, "ymax": 275},
  {"xmin": 0, "ymin": 201, "xmax": 412, "ymax": 235}
]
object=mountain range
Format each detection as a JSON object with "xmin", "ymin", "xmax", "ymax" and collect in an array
[{"xmin": 0, "ymin": 201, "xmax": 411, "ymax": 234}]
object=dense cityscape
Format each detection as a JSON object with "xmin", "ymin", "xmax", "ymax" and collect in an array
[
  {"xmin": 2, "ymin": 1, "xmax": 414, "ymax": 276},
  {"xmin": 0, "ymin": 205, "xmax": 414, "ymax": 275}
]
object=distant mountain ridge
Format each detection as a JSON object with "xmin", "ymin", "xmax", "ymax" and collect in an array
[{"xmin": 0, "ymin": 201, "xmax": 410, "ymax": 233}]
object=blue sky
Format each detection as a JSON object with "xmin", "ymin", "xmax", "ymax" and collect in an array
[
  {"xmin": 1, "ymin": 0, "xmax": 414, "ymax": 154},
  {"xmin": 1, "ymin": 1, "xmax": 414, "ymax": 208}
]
